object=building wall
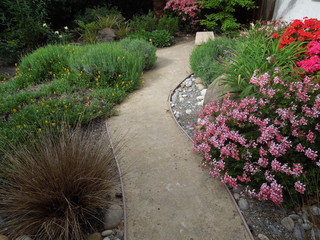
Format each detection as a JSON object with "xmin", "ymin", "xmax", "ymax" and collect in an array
[{"xmin": 273, "ymin": 0, "xmax": 320, "ymax": 20}]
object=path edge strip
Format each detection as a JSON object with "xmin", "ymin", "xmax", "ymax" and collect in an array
[
  {"xmin": 105, "ymin": 121, "xmax": 128, "ymax": 240},
  {"xmin": 168, "ymin": 74, "xmax": 255, "ymax": 240}
]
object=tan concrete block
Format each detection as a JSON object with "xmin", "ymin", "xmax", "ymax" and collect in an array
[{"xmin": 195, "ymin": 31, "xmax": 215, "ymax": 45}]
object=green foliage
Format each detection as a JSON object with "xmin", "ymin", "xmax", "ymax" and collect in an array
[
  {"xmin": 0, "ymin": 40, "xmax": 24, "ymax": 65},
  {"xmin": 157, "ymin": 15, "xmax": 179, "ymax": 35},
  {"xmin": 130, "ymin": 11, "xmax": 157, "ymax": 32},
  {"xmin": 220, "ymin": 23, "xmax": 304, "ymax": 98},
  {"xmin": 127, "ymin": 30, "xmax": 152, "ymax": 42},
  {"xmin": 75, "ymin": 20, "xmax": 100, "ymax": 44},
  {"xmin": 0, "ymin": 39, "xmax": 156, "ymax": 149},
  {"xmin": 127, "ymin": 29, "xmax": 173, "ymax": 48},
  {"xmin": 150, "ymin": 30, "xmax": 174, "ymax": 48},
  {"xmin": 119, "ymin": 38, "xmax": 157, "ymax": 70},
  {"xmin": 190, "ymin": 37, "xmax": 236, "ymax": 85},
  {"xmin": 198, "ymin": 0, "xmax": 256, "ymax": 32},
  {"xmin": 75, "ymin": 5, "xmax": 122, "ymax": 24},
  {"xmin": 15, "ymin": 44, "xmax": 73, "ymax": 88}
]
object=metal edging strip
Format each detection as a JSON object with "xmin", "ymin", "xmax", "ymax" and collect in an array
[{"xmin": 105, "ymin": 121, "xmax": 128, "ymax": 240}]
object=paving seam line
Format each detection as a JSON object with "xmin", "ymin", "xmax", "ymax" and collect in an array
[
  {"xmin": 168, "ymin": 74, "xmax": 255, "ymax": 240},
  {"xmin": 105, "ymin": 121, "xmax": 128, "ymax": 240}
]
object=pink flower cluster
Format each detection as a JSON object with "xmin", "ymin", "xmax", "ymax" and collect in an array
[
  {"xmin": 164, "ymin": 0, "xmax": 199, "ymax": 22},
  {"xmin": 193, "ymin": 72, "xmax": 320, "ymax": 205},
  {"xmin": 296, "ymin": 38, "xmax": 320, "ymax": 74}
]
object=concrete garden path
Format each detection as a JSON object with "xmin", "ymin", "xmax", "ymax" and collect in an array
[{"xmin": 107, "ymin": 37, "xmax": 252, "ymax": 240}]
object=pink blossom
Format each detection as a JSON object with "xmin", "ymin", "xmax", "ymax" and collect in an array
[
  {"xmin": 305, "ymin": 148, "xmax": 318, "ymax": 160},
  {"xmin": 294, "ymin": 181, "xmax": 306, "ymax": 194}
]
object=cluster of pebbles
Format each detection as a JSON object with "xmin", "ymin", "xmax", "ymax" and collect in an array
[{"xmin": 169, "ymin": 75, "xmax": 320, "ymax": 240}]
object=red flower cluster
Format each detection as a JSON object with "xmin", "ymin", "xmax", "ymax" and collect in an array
[
  {"xmin": 276, "ymin": 18, "xmax": 320, "ymax": 49},
  {"xmin": 271, "ymin": 18, "xmax": 320, "ymax": 75}
]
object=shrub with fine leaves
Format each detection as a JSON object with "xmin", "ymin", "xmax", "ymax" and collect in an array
[{"xmin": 0, "ymin": 125, "xmax": 119, "ymax": 240}]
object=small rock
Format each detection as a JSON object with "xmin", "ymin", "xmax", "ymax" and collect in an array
[
  {"xmin": 195, "ymin": 77, "xmax": 203, "ymax": 84},
  {"xmin": 16, "ymin": 236, "xmax": 32, "ymax": 240},
  {"xmin": 281, "ymin": 217, "xmax": 295, "ymax": 231},
  {"xmin": 311, "ymin": 229, "xmax": 316, "ymax": 240},
  {"xmin": 179, "ymin": 97, "xmax": 184, "ymax": 102},
  {"xmin": 171, "ymin": 92, "xmax": 178, "ymax": 103},
  {"xmin": 196, "ymin": 84, "xmax": 205, "ymax": 91},
  {"xmin": 294, "ymin": 223, "xmax": 306, "ymax": 240},
  {"xmin": 175, "ymin": 113, "xmax": 180, "ymax": 118},
  {"xmin": 186, "ymin": 109, "xmax": 192, "ymax": 114},
  {"xmin": 196, "ymin": 96, "xmax": 204, "ymax": 101},
  {"xmin": 101, "ymin": 230, "xmax": 113, "ymax": 237},
  {"xmin": 313, "ymin": 228, "xmax": 320, "ymax": 238},
  {"xmin": 238, "ymin": 198, "xmax": 249, "ymax": 210},
  {"xmin": 257, "ymin": 233, "xmax": 269, "ymax": 240},
  {"xmin": 302, "ymin": 223, "xmax": 312, "ymax": 230},
  {"xmin": 269, "ymin": 225, "xmax": 282, "ymax": 235},
  {"xmin": 185, "ymin": 79, "xmax": 192, "ymax": 87},
  {"xmin": 233, "ymin": 193, "xmax": 240, "ymax": 201},
  {"xmin": 181, "ymin": 94, "xmax": 188, "ymax": 98},
  {"xmin": 0, "ymin": 235, "xmax": 9, "ymax": 240},
  {"xmin": 200, "ymin": 89, "xmax": 207, "ymax": 96},
  {"xmin": 197, "ymin": 101, "xmax": 204, "ymax": 106},
  {"xmin": 310, "ymin": 205, "xmax": 320, "ymax": 216},
  {"xmin": 180, "ymin": 82, "xmax": 186, "ymax": 87},
  {"xmin": 103, "ymin": 238, "xmax": 110, "ymax": 240},
  {"xmin": 289, "ymin": 214, "xmax": 301, "ymax": 220},
  {"xmin": 104, "ymin": 205, "xmax": 123, "ymax": 230},
  {"xmin": 302, "ymin": 211, "xmax": 309, "ymax": 222}
]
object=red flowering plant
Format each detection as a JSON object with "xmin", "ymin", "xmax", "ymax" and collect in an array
[
  {"xmin": 193, "ymin": 70, "xmax": 320, "ymax": 206},
  {"xmin": 272, "ymin": 18, "xmax": 320, "ymax": 78}
]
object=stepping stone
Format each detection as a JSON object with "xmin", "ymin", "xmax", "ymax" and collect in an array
[{"xmin": 195, "ymin": 31, "xmax": 215, "ymax": 45}]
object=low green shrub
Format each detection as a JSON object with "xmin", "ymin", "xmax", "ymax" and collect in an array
[
  {"xmin": 0, "ymin": 39, "xmax": 156, "ymax": 149},
  {"xmin": 190, "ymin": 37, "xmax": 236, "ymax": 85},
  {"xmin": 157, "ymin": 15, "xmax": 179, "ymax": 35},
  {"xmin": 130, "ymin": 11, "xmax": 157, "ymax": 32},
  {"xmin": 127, "ymin": 30, "xmax": 152, "ymax": 42},
  {"xmin": 150, "ymin": 30, "xmax": 173, "ymax": 48},
  {"xmin": 14, "ymin": 44, "xmax": 74, "ymax": 88},
  {"xmin": 119, "ymin": 38, "xmax": 157, "ymax": 69}
]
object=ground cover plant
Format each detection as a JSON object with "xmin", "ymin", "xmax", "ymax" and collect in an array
[
  {"xmin": 193, "ymin": 18, "xmax": 320, "ymax": 207},
  {"xmin": 0, "ymin": 124, "xmax": 119, "ymax": 240},
  {"xmin": 190, "ymin": 37, "xmax": 236, "ymax": 85},
  {"xmin": 0, "ymin": 39, "xmax": 156, "ymax": 150}
]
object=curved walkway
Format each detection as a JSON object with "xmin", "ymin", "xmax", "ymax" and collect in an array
[{"xmin": 107, "ymin": 37, "xmax": 251, "ymax": 240}]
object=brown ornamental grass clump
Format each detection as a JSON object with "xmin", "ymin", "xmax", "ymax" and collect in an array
[{"xmin": 0, "ymin": 125, "xmax": 119, "ymax": 240}]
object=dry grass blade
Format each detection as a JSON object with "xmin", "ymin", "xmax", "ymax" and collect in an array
[{"xmin": 0, "ymin": 125, "xmax": 119, "ymax": 240}]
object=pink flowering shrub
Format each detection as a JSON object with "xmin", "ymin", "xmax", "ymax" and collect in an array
[
  {"xmin": 193, "ymin": 72, "xmax": 320, "ymax": 206},
  {"xmin": 164, "ymin": 0, "xmax": 199, "ymax": 24}
]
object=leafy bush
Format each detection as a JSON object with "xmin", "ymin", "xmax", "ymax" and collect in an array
[
  {"xmin": 190, "ymin": 37, "xmax": 236, "ymax": 85},
  {"xmin": 14, "ymin": 44, "xmax": 73, "ymax": 88},
  {"xmin": 198, "ymin": 0, "xmax": 255, "ymax": 32},
  {"xmin": 157, "ymin": 15, "xmax": 180, "ymax": 35},
  {"xmin": 127, "ymin": 30, "xmax": 152, "ymax": 42},
  {"xmin": 119, "ymin": 38, "xmax": 157, "ymax": 69},
  {"xmin": 75, "ymin": 5, "xmax": 122, "ymax": 24},
  {"xmin": 130, "ymin": 11, "xmax": 157, "ymax": 32},
  {"xmin": 0, "ymin": 125, "xmax": 119, "ymax": 239},
  {"xmin": 193, "ymin": 71, "xmax": 320, "ymax": 206},
  {"xmin": 150, "ymin": 30, "xmax": 174, "ymax": 48},
  {"xmin": 0, "ymin": 40, "xmax": 156, "ymax": 149}
]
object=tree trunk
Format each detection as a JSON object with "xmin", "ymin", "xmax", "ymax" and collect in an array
[{"xmin": 153, "ymin": 0, "xmax": 165, "ymax": 23}]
